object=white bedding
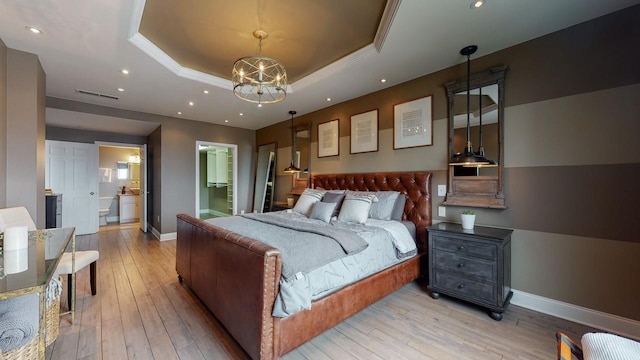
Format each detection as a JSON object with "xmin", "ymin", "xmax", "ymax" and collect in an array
[{"xmin": 272, "ymin": 213, "xmax": 417, "ymax": 317}]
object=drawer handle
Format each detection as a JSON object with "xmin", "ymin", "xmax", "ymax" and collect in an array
[
  {"xmin": 457, "ymin": 283, "xmax": 465, "ymax": 289},
  {"xmin": 457, "ymin": 263, "xmax": 465, "ymax": 268},
  {"xmin": 458, "ymin": 245, "xmax": 465, "ymax": 251}
]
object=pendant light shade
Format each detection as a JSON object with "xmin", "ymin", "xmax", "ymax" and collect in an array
[
  {"xmin": 450, "ymin": 45, "xmax": 490, "ymax": 167},
  {"xmin": 283, "ymin": 111, "xmax": 301, "ymax": 173}
]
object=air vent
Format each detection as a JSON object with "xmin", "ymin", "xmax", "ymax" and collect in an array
[{"xmin": 76, "ymin": 89, "xmax": 119, "ymax": 100}]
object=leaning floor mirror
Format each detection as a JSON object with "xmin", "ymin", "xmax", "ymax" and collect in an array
[{"xmin": 253, "ymin": 143, "xmax": 277, "ymax": 212}]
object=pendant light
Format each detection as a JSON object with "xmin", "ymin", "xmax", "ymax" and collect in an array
[
  {"xmin": 450, "ymin": 45, "xmax": 490, "ymax": 166},
  {"xmin": 283, "ymin": 111, "xmax": 301, "ymax": 173}
]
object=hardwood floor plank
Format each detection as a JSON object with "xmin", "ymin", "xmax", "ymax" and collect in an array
[{"xmin": 47, "ymin": 223, "xmax": 605, "ymax": 359}]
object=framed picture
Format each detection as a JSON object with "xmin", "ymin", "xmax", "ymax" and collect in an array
[
  {"xmin": 393, "ymin": 95, "xmax": 433, "ymax": 149},
  {"xmin": 317, "ymin": 119, "xmax": 339, "ymax": 157},
  {"xmin": 350, "ymin": 109, "xmax": 378, "ymax": 154}
]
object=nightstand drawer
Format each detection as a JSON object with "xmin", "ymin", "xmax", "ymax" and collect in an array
[
  {"xmin": 434, "ymin": 251, "xmax": 496, "ymax": 282},
  {"xmin": 432, "ymin": 235, "xmax": 496, "ymax": 260},
  {"xmin": 433, "ymin": 271, "xmax": 496, "ymax": 305}
]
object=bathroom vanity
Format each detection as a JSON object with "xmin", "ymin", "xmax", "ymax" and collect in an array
[{"xmin": 119, "ymin": 194, "xmax": 139, "ymax": 223}]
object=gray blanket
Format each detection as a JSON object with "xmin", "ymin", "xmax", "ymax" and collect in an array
[
  {"xmin": 207, "ymin": 212, "xmax": 369, "ymax": 280},
  {"xmin": 0, "ymin": 293, "xmax": 39, "ymax": 353}
]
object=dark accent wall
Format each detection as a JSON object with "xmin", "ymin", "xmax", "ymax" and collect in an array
[{"xmin": 256, "ymin": 5, "xmax": 640, "ymax": 321}]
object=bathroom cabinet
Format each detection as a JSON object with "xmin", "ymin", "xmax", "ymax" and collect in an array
[{"xmin": 119, "ymin": 194, "xmax": 138, "ymax": 223}]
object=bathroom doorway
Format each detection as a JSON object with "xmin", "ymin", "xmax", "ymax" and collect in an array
[
  {"xmin": 97, "ymin": 142, "xmax": 148, "ymax": 232},
  {"xmin": 195, "ymin": 141, "xmax": 237, "ymax": 219}
]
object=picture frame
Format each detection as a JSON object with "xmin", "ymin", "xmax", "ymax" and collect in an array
[
  {"xmin": 317, "ymin": 119, "xmax": 339, "ymax": 157},
  {"xmin": 393, "ymin": 95, "xmax": 433, "ymax": 149},
  {"xmin": 350, "ymin": 109, "xmax": 378, "ymax": 154}
]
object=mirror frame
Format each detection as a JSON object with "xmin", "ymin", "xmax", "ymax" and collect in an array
[
  {"xmin": 253, "ymin": 142, "xmax": 277, "ymax": 212},
  {"xmin": 443, "ymin": 65, "xmax": 508, "ymax": 209},
  {"xmin": 291, "ymin": 124, "xmax": 311, "ymax": 195}
]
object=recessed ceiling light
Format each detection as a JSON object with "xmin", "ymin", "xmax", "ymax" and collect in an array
[
  {"xmin": 121, "ymin": 69, "xmax": 129, "ymax": 75},
  {"xmin": 471, "ymin": 0, "xmax": 485, "ymax": 9},
  {"xmin": 224, "ymin": 120, "xmax": 229, "ymax": 123},
  {"xmin": 177, "ymin": 111, "xmax": 182, "ymax": 115},
  {"xmin": 257, "ymin": 103, "xmax": 262, "ymax": 108},
  {"xmin": 203, "ymin": 90, "xmax": 209, "ymax": 94},
  {"xmin": 326, "ymin": 98, "xmax": 332, "ymax": 102},
  {"xmin": 239, "ymin": 113, "xmax": 244, "ymax": 116},
  {"xmin": 117, "ymin": 88, "xmax": 125, "ymax": 92},
  {"xmin": 380, "ymin": 78, "xmax": 387, "ymax": 83},
  {"xmin": 188, "ymin": 101, "xmax": 194, "ymax": 106},
  {"xmin": 26, "ymin": 26, "xmax": 42, "ymax": 34}
]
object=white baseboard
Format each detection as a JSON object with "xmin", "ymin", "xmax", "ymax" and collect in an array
[
  {"xmin": 148, "ymin": 225, "xmax": 176, "ymax": 241},
  {"xmin": 512, "ymin": 289, "xmax": 640, "ymax": 341}
]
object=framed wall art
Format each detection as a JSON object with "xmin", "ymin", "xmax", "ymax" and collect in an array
[
  {"xmin": 393, "ymin": 95, "xmax": 433, "ymax": 149},
  {"xmin": 317, "ymin": 119, "xmax": 339, "ymax": 157},
  {"xmin": 350, "ymin": 109, "xmax": 378, "ymax": 154}
]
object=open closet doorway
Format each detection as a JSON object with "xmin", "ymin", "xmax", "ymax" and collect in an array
[
  {"xmin": 96, "ymin": 142, "xmax": 148, "ymax": 232},
  {"xmin": 195, "ymin": 141, "xmax": 238, "ymax": 219}
]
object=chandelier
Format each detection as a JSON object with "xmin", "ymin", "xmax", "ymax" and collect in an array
[{"xmin": 232, "ymin": 30, "xmax": 287, "ymax": 106}]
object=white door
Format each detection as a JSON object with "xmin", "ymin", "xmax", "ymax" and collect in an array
[
  {"xmin": 45, "ymin": 140, "xmax": 99, "ymax": 235},
  {"xmin": 139, "ymin": 144, "xmax": 147, "ymax": 232}
]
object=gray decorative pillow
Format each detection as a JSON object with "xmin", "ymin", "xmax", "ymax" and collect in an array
[
  {"xmin": 293, "ymin": 188, "xmax": 325, "ymax": 216},
  {"xmin": 321, "ymin": 192, "xmax": 345, "ymax": 217},
  {"xmin": 309, "ymin": 202, "xmax": 338, "ymax": 223},
  {"xmin": 338, "ymin": 193, "xmax": 377, "ymax": 224},
  {"xmin": 390, "ymin": 194, "xmax": 407, "ymax": 221}
]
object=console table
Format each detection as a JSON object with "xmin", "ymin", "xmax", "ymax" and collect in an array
[
  {"xmin": 427, "ymin": 222, "xmax": 513, "ymax": 320},
  {"xmin": 0, "ymin": 227, "xmax": 75, "ymax": 357}
]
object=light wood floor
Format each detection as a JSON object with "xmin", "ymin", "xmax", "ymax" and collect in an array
[{"xmin": 45, "ymin": 223, "xmax": 598, "ymax": 360}]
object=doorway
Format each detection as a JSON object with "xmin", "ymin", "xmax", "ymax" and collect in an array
[
  {"xmin": 97, "ymin": 142, "xmax": 148, "ymax": 232},
  {"xmin": 195, "ymin": 141, "xmax": 237, "ymax": 219}
]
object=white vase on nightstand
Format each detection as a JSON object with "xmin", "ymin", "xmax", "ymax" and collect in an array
[{"xmin": 461, "ymin": 213, "xmax": 476, "ymax": 230}]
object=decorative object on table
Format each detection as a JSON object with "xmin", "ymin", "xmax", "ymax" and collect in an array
[
  {"xmin": 3, "ymin": 225, "xmax": 28, "ymax": 251},
  {"xmin": 4, "ymin": 248, "xmax": 28, "ymax": 274},
  {"xmin": 350, "ymin": 109, "xmax": 378, "ymax": 154},
  {"xmin": 393, "ymin": 95, "xmax": 433, "ymax": 149},
  {"xmin": 317, "ymin": 119, "xmax": 339, "ymax": 157},
  {"xmin": 460, "ymin": 209, "xmax": 476, "ymax": 229}
]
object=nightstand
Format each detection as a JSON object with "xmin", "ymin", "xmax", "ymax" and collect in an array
[{"xmin": 427, "ymin": 222, "xmax": 513, "ymax": 320}]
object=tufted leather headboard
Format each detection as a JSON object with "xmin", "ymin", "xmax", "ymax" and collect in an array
[{"xmin": 312, "ymin": 171, "xmax": 432, "ymax": 252}]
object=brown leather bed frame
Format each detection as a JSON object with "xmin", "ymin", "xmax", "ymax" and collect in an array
[{"xmin": 176, "ymin": 171, "xmax": 432, "ymax": 359}]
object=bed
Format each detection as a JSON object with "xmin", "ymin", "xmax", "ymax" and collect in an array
[{"xmin": 176, "ymin": 171, "xmax": 432, "ymax": 359}]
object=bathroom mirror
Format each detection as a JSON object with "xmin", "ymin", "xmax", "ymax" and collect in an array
[
  {"xmin": 291, "ymin": 124, "xmax": 311, "ymax": 194},
  {"xmin": 443, "ymin": 66, "xmax": 508, "ymax": 209},
  {"xmin": 253, "ymin": 143, "xmax": 277, "ymax": 212}
]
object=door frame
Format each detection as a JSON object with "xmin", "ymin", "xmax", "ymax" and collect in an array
[
  {"xmin": 95, "ymin": 141, "xmax": 148, "ymax": 231},
  {"xmin": 195, "ymin": 141, "xmax": 238, "ymax": 218}
]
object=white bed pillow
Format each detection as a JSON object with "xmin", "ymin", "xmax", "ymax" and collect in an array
[
  {"xmin": 309, "ymin": 202, "xmax": 338, "ymax": 223},
  {"xmin": 338, "ymin": 193, "xmax": 377, "ymax": 224},
  {"xmin": 292, "ymin": 188, "xmax": 325, "ymax": 216},
  {"xmin": 582, "ymin": 332, "xmax": 640, "ymax": 360},
  {"xmin": 345, "ymin": 190, "xmax": 398, "ymax": 220}
]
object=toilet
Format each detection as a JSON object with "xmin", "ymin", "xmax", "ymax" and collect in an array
[{"xmin": 99, "ymin": 196, "xmax": 114, "ymax": 226}]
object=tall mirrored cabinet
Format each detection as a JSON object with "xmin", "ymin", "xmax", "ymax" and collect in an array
[{"xmin": 253, "ymin": 143, "xmax": 277, "ymax": 212}]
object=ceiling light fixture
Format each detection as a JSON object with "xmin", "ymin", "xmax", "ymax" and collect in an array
[
  {"xmin": 203, "ymin": 90, "xmax": 209, "ymax": 94},
  {"xmin": 450, "ymin": 45, "xmax": 490, "ymax": 167},
  {"xmin": 471, "ymin": 0, "xmax": 486, "ymax": 9},
  {"xmin": 283, "ymin": 111, "xmax": 301, "ymax": 173},
  {"xmin": 232, "ymin": 30, "xmax": 287, "ymax": 106},
  {"xmin": 177, "ymin": 111, "xmax": 182, "ymax": 115},
  {"xmin": 188, "ymin": 101, "xmax": 194, "ymax": 106},
  {"xmin": 117, "ymin": 88, "xmax": 125, "ymax": 92},
  {"xmin": 121, "ymin": 69, "xmax": 129, "ymax": 75},
  {"xmin": 26, "ymin": 26, "xmax": 42, "ymax": 34},
  {"xmin": 380, "ymin": 78, "xmax": 387, "ymax": 83}
]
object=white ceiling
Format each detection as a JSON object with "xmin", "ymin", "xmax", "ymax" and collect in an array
[{"xmin": 1, "ymin": 0, "xmax": 639, "ymax": 135}]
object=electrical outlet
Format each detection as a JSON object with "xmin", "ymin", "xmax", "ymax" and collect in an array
[
  {"xmin": 437, "ymin": 185, "xmax": 446, "ymax": 196},
  {"xmin": 438, "ymin": 206, "xmax": 446, "ymax": 217}
]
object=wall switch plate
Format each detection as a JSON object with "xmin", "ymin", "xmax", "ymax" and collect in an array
[
  {"xmin": 438, "ymin": 206, "xmax": 446, "ymax": 217},
  {"xmin": 438, "ymin": 185, "xmax": 446, "ymax": 196}
]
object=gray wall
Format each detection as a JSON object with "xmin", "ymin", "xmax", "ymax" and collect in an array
[
  {"xmin": 0, "ymin": 39, "xmax": 7, "ymax": 207},
  {"xmin": 257, "ymin": 6, "xmax": 640, "ymax": 321},
  {"xmin": 3, "ymin": 48, "xmax": 46, "ymax": 226},
  {"xmin": 46, "ymin": 98, "xmax": 256, "ymax": 234}
]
